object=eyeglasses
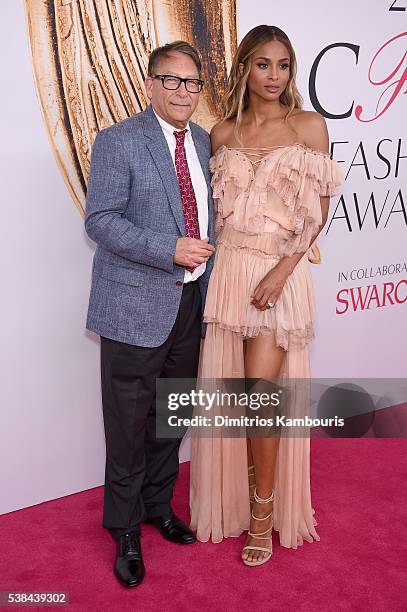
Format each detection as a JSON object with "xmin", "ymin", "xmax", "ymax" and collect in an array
[{"xmin": 153, "ymin": 74, "xmax": 204, "ymax": 93}]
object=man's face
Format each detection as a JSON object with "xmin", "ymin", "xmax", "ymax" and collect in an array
[{"xmin": 145, "ymin": 51, "xmax": 201, "ymax": 129}]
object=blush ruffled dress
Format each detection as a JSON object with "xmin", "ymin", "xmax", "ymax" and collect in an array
[{"xmin": 189, "ymin": 144, "xmax": 343, "ymax": 548}]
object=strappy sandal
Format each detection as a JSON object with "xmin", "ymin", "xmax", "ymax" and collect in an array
[
  {"xmin": 242, "ymin": 488, "xmax": 274, "ymax": 567},
  {"xmin": 248, "ymin": 465, "xmax": 256, "ymax": 504}
]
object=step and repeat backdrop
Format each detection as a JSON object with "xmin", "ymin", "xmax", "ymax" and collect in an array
[{"xmin": 1, "ymin": 0, "xmax": 405, "ymax": 513}]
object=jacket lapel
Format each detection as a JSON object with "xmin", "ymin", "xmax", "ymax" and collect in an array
[
  {"xmin": 142, "ymin": 105, "xmax": 214, "ymax": 245},
  {"xmin": 190, "ymin": 124, "xmax": 215, "ymax": 246},
  {"xmin": 190, "ymin": 124, "xmax": 211, "ymax": 187},
  {"xmin": 142, "ymin": 106, "xmax": 185, "ymax": 235}
]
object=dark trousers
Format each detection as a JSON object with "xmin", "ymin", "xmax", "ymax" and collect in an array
[{"xmin": 100, "ymin": 281, "xmax": 201, "ymax": 540}]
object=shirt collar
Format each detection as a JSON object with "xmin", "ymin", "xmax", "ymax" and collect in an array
[{"xmin": 152, "ymin": 107, "xmax": 190, "ymax": 138}]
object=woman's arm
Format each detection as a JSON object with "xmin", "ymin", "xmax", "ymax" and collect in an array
[{"xmin": 252, "ymin": 112, "xmax": 331, "ymax": 310}]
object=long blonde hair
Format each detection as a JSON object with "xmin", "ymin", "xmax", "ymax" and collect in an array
[{"xmin": 222, "ymin": 25, "xmax": 303, "ymax": 131}]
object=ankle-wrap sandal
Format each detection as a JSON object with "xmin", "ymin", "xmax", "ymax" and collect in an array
[
  {"xmin": 242, "ymin": 488, "xmax": 274, "ymax": 567},
  {"xmin": 248, "ymin": 465, "xmax": 256, "ymax": 504}
]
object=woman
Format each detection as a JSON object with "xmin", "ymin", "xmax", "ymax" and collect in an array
[{"xmin": 189, "ymin": 25, "xmax": 343, "ymax": 566}]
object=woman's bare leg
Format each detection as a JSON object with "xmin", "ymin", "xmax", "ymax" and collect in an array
[{"xmin": 242, "ymin": 334, "xmax": 285, "ymax": 564}]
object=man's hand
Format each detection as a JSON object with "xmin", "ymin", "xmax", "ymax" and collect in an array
[{"xmin": 174, "ymin": 237, "xmax": 215, "ymax": 269}]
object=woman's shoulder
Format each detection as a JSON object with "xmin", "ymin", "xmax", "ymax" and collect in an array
[
  {"xmin": 287, "ymin": 110, "xmax": 343, "ymax": 193},
  {"xmin": 289, "ymin": 109, "xmax": 326, "ymax": 125},
  {"xmin": 289, "ymin": 110, "xmax": 329, "ymax": 153},
  {"xmin": 210, "ymin": 119, "xmax": 236, "ymax": 153}
]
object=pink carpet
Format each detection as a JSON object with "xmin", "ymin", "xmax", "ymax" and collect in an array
[{"xmin": 1, "ymin": 439, "xmax": 407, "ymax": 611}]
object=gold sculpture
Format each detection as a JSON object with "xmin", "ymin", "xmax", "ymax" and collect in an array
[
  {"xmin": 24, "ymin": 0, "xmax": 237, "ymax": 215},
  {"xmin": 24, "ymin": 1, "xmax": 320, "ymax": 263}
]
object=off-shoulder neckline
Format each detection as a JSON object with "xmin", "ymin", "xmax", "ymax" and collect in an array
[{"xmin": 213, "ymin": 143, "xmax": 331, "ymax": 159}]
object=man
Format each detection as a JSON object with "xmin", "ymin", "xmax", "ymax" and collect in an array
[{"xmin": 85, "ymin": 41, "xmax": 215, "ymax": 588}]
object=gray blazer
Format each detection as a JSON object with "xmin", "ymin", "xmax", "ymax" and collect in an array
[{"xmin": 85, "ymin": 105, "xmax": 215, "ymax": 347}]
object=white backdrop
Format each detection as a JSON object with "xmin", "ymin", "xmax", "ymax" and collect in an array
[
  {"xmin": 0, "ymin": 2, "xmax": 105, "ymax": 515},
  {"xmin": 1, "ymin": 0, "xmax": 405, "ymax": 515},
  {"xmin": 249, "ymin": 1, "xmax": 407, "ymax": 377}
]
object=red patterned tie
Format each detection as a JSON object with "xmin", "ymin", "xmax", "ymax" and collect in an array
[{"xmin": 174, "ymin": 129, "xmax": 201, "ymax": 272}]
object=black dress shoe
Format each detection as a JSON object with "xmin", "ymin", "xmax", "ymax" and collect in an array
[
  {"xmin": 114, "ymin": 530, "xmax": 145, "ymax": 588},
  {"xmin": 147, "ymin": 512, "xmax": 197, "ymax": 544}
]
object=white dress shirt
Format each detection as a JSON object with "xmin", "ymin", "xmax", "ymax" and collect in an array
[{"xmin": 153, "ymin": 109, "xmax": 208, "ymax": 283}]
